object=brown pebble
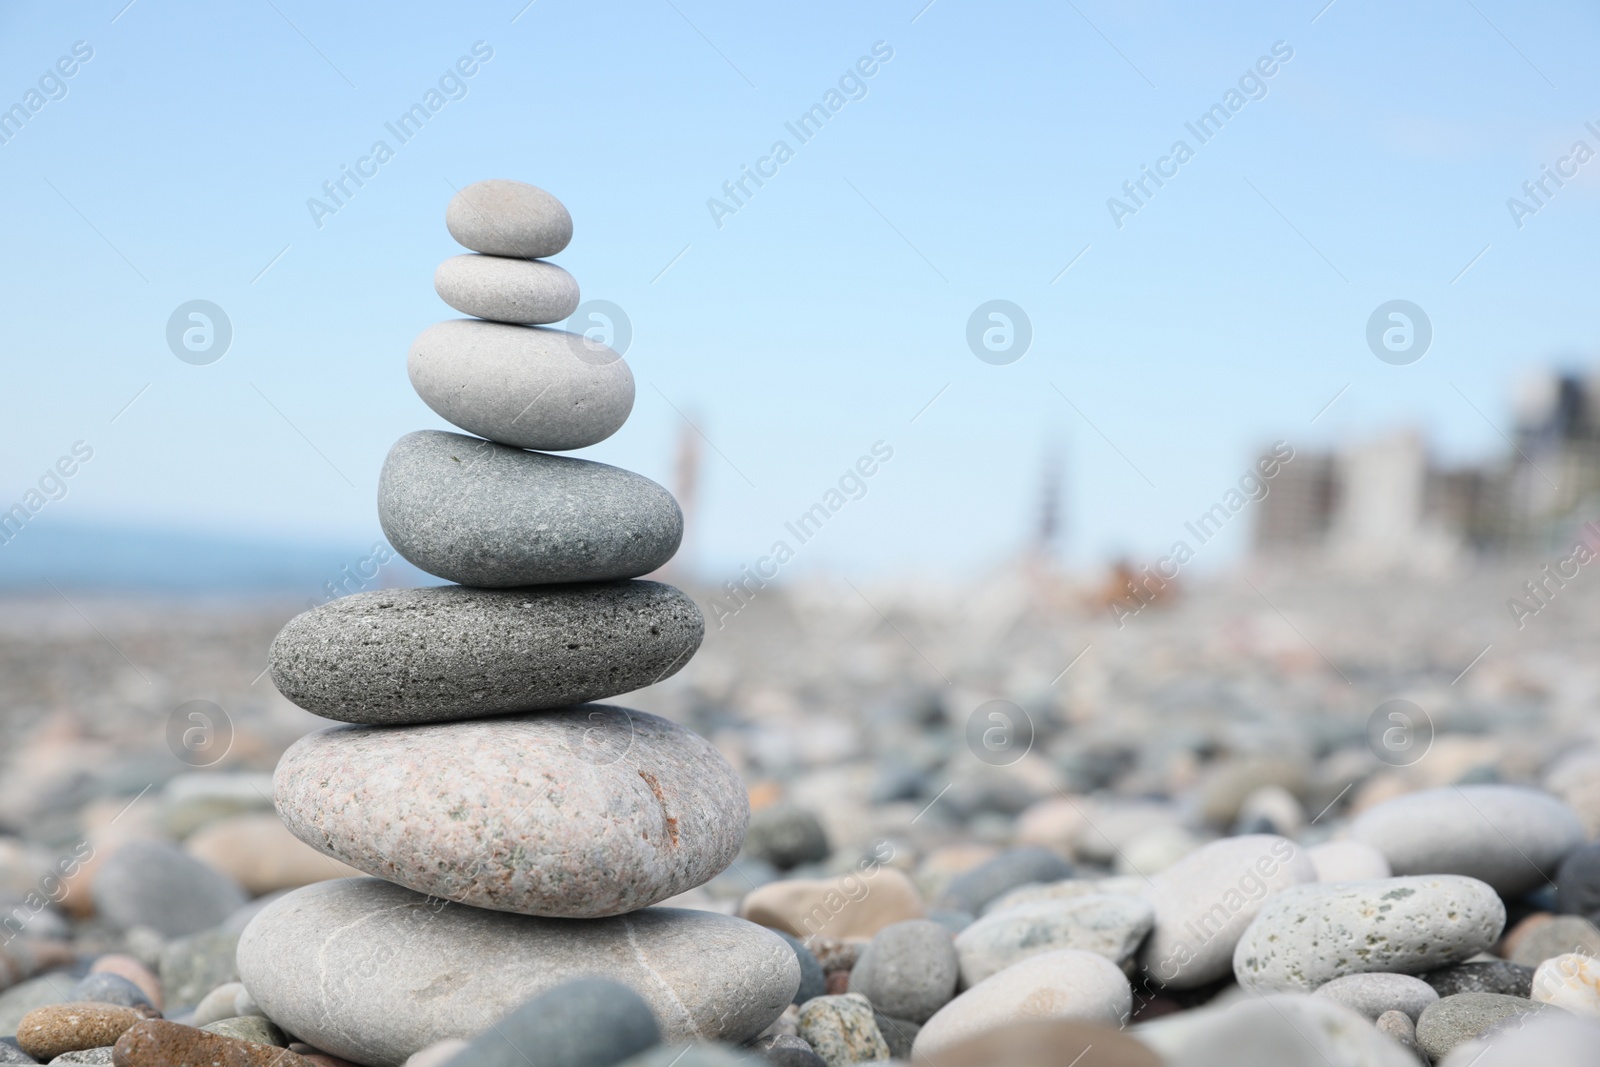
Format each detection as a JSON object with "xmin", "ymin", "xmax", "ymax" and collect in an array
[
  {"xmin": 90, "ymin": 954, "xmax": 164, "ymax": 1010},
  {"xmin": 113, "ymin": 1019, "xmax": 312, "ymax": 1066},
  {"xmin": 17, "ymin": 1003, "xmax": 144, "ymax": 1061}
]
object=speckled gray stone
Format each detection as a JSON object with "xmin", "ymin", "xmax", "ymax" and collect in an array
[
  {"xmin": 89, "ymin": 841, "xmax": 246, "ymax": 938},
  {"xmin": 379, "ymin": 430, "xmax": 680, "ymax": 587},
  {"xmin": 269, "ymin": 582, "xmax": 702, "ymax": 725},
  {"xmin": 159, "ymin": 929, "xmax": 241, "ymax": 1010},
  {"xmin": 955, "ymin": 895, "xmax": 1154, "ymax": 987},
  {"xmin": 46, "ymin": 1049, "xmax": 113, "ymax": 1064},
  {"xmin": 446, "ymin": 179, "xmax": 572, "ymax": 259},
  {"xmin": 237, "ymin": 879, "xmax": 798, "ymax": 1067},
  {"xmin": 409, "ymin": 320, "xmax": 632, "ymax": 451},
  {"xmin": 1234, "ymin": 876, "xmax": 1505, "ymax": 993},
  {"xmin": 434, "ymin": 255, "xmax": 579, "ymax": 325},
  {"xmin": 935, "ymin": 848, "xmax": 1073, "ymax": 915},
  {"xmin": 439, "ymin": 978, "xmax": 659, "ymax": 1067},
  {"xmin": 848, "ymin": 920, "xmax": 958, "ymax": 1023},
  {"xmin": 796, "ymin": 995, "xmax": 888, "ymax": 1067},
  {"xmin": 1351, "ymin": 786, "xmax": 1586, "ymax": 897},
  {"xmin": 1137, "ymin": 994, "xmax": 1418, "ymax": 1067},
  {"xmin": 1425, "ymin": 960, "xmax": 1535, "ymax": 998},
  {"xmin": 199, "ymin": 1016, "xmax": 285, "ymax": 1047},
  {"xmin": 1416, "ymin": 992, "xmax": 1561, "ymax": 1060},
  {"xmin": 275, "ymin": 707, "xmax": 747, "ymax": 917},
  {"xmin": 1313, "ymin": 973, "xmax": 1439, "ymax": 1021},
  {"xmin": 1375, "ymin": 1010, "xmax": 1421, "ymax": 1058}
]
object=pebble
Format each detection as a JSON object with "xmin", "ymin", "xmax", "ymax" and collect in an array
[
  {"xmin": 1307, "ymin": 840, "xmax": 1392, "ymax": 883},
  {"xmin": 1234, "ymin": 875, "xmax": 1506, "ymax": 992},
  {"xmin": 1234, "ymin": 785, "xmax": 1306, "ymax": 837},
  {"xmin": 0, "ymin": 1042, "xmax": 29, "ymax": 1066},
  {"xmin": 158, "ymin": 930, "xmax": 241, "ymax": 1010},
  {"xmin": 1350, "ymin": 785, "xmax": 1586, "ymax": 897},
  {"xmin": 1194, "ymin": 755, "xmax": 1307, "ymax": 828},
  {"xmin": 743, "ymin": 806, "xmax": 831, "ymax": 871},
  {"xmin": 269, "ymin": 585, "xmax": 702, "ymax": 725},
  {"xmin": 15, "ymin": 1005, "xmax": 143, "ymax": 1062},
  {"xmin": 111, "ymin": 1019, "xmax": 310, "ymax": 1067},
  {"xmin": 912, "ymin": 949, "xmax": 1131, "ymax": 1059},
  {"xmin": 616, "ymin": 1046, "xmax": 762, "ymax": 1067},
  {"xmin": 201, "ymin": 1016, "xmax": 287, "ymax": 1047},
  {"xmin": 870, "ymin": 1012, "xmax": 917, "ymax": 1059},
  {"xmin": 158, "ymin": 774, "xmax": 277, "ymax": 839},
  {"xmin": 66, "ymin": 974, "xmax": 153, "ymax": 1013},
  {"xmin": 1532, "ymin": 953, "xmax": 1600, "ymax": 1016},
  {"xmin": 1509, "ymin": 915, "xmax": 1600, "ymax": 967},
  {"xmin": 86, "ymin": 957, "xmax": 161, "ymax": 1010},
  {"xmin": 1375, "ymin": 1009, "xmax": 1421, "ymax": 1057},
  {"xmin": 378, "ymin": 430, "xmax": 681, "ymax": 587},
  {"xmin": 739, "ymin": 869, "xmax": 924, "ymax": 942},
  {"xmin": 981, "ymin": 876, "xmax": 1146, "ymax": 915},
  {"xmin": 924, "ymin": 1018, "xmax": 1160, "ymax": 1067},
  {"xmin": 1137, "ymin": 993, "xmax": 1416, "ymax": 1067},
  {"xmin": 1137, "ymin": 834, "xmax": 1316, "ymax": 990},
  {"xmin": 935, "ymin": 848, "xmax": 1074, "ymax": 914},
  {"xmin": 275, "ymin": 707, "xmax": 746, "ymax": 917},
  {"xmin": 0, "ymin": 975, "xmax": 74, "ymax": 1035},
  {"xmin": 438, "ymin": 978, "xmax": 660, "ymax": 1067},
  {"xmin": 185, "ymin": 814, "xmax": 363, "ymax": 895},
  {"xmin": 1556, "ymin": 842, "xmax": 1600, "ymax": 918},
  {"xmin": 955, "ymin": 895, "xmax": 1155, "ymax": 986},
  {"xmin": 48, "ymin": 1049, "xmax": 114, "ymax": 1064},
  {"xmin": 846, "ymin": 919, "xmax": 958, "ymax": 1023},
  {"xmin": 237, "ymin": 879, "xmax": 798, "ymax": 1064},
  {"xmin": 192, "ymin": 982, "xmax": 246, "ymax": 1027},
  {"xmin": 745, "ymin": 1033, "xmax": 825, "ymax": 1067},
  {"xmin": 1426, "ymin": 960, "xmax": 1536, "ymax": 997},
  {"xmin": 1436, "ymin": 1010, "xmax": 1600, "ymax": 1065},
  {"xmin": 434, "ymin": 255, "xmax": 580, "ymax": 325},
  {"xmin": 408, "ymin": 319, "xmax": 632, "ymax": 451},
  {"xmin": 1312, "ymin": 972, "xmax": 1439, "ymax": 1021},
  {"xmin": 89, "ymin": 841, "xmax": 246, "ymax": 937},
  {"xmin": 445, "ymin": 179, "xmax": 573, "ymax": 259},
  {"xmin": 1416, "ymin": 992, "xmax": 1561, "ymax": 1060},
  {"xmin": 794, "ymin": 994, "xmax": 886, "ymax": 1067},
  {"xmin": 772, "ymin": 932, "xmax": 825, "ymax": 1005}
]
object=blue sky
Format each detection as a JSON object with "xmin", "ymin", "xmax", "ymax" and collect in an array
[{"xmin": 1, "ymin": 0, "xmax": 1596, "ymax": 584}]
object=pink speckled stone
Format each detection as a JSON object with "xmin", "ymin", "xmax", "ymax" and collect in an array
[{"xmin": 274, "ymin": 705, "xmax": 747, "ymax": 918}]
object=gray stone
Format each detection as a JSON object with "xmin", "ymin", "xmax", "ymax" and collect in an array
[
  {"xmin": 440, "ymin": 978, "xmax": 659, "ymax": 1067},
  {"xmin": 848, "ymin": 920, "xmax": 958, "ymax": 1023},
  {"xmin": 158, "ymin": 929, "xmax": 240, "ymax": 1010},
  {"xmin": 269, "ymin": 584, "xmax": 702, "ymax": 725},
  {"xmin": 870, "ymin": 1013, "xmax": 918, "ymax": 1060},
  {"xmin": 1138, "ymin": 834, "xmax": 1316, "ymax": 990},
  {"xmin": 89, "ymin": 841, "xmax": 246, "ymax": 938},
  {"xmin": 434, "ymin": 255, "xmax": 580, "ymax": 325},
  {"xmin": 446, "ymin": 179, "xmax": 572, "ymax": 259},
  {"xmin": 66, "ymin": 974, "xmax": 153, "ymax": 1012},
  {"xmin": 378, "ymin": 430, "xmax": 681, "ymax": 587},
  {"xmin": 926, "ymin": 910, "xmax": 972, "ymax": 935},
  {"xmin": 1437, "ymin": 1011, "xmax": 1600, "ymax": 1066},
  {"xmin": 1510, "ymin": 915, "xmax": 1600, "ymax": 967},
  {"xmin": 409, "ymin": 320, "xmax": 632, "ymax": 451},
  {"xmin": 199, "ymin": 1016, "xmax": 285, "ymax": 1046},
  {"xmin": 745, "ymin": 1033, "xmax": 823, "ymax": 1067},
  {"xmin": 1556, "ymin": 842, "xmax": 1600, "ymax": 918},
  {"xmin": 1374, "ymin": 1010, "xmax": 1421, "ymax": 1060},
  {"xmin": 617, "ymin": 1047, "xmax": 763, "ymax": 1067},
  {"xmin": 275, "ymin": 707, "xmax": 746, "ymax": 918},
  {"xmin": 1351, "ymin": 786, "xmax": 1586, "ymax": 897},
  {"xmin": 0, "ymin": 1037, "xmax": 36, "ymax": 1064},
  {"xmin": 796, "ymin": 994, "xmax": 887, "ymax": 1067},
  {"xmin": 192, "ymin": 982, "xmax": 245, "ymax": 1027},
  {"xmin": 935, "ymin": 848, "xmax": 1073, "ymax": 914},
  {"xmin": 1234, "ymin": 876, "xmax": 1506, "ymax": 992},
  {"xmin": 955, "ymin": 895, "xmax": 1154, "ymax": 987},
  {"xmin": 1425, "ymin": 960, "xmax": 1536, "ymax": 998},
  {"xmin": 1138, "ymin": 993, "xmax": 1418, "ymax": 1067},
  {"xmin": 772, "ymin": 932, "xmax": 825, "ymax": 1005},
  {"xmin": 46, "ymin": 1050, "xmax": 113, "ymax": 1065},
  {"xmin": 1313, "ymin": 973, "xmax": 1439, "ymax": 1021},
  {"xmin": 743, "ymin": 807, "xmax": 830, "ymax": 871},
  {"xmin": 237, "ymin": 878, "xmax": 798, "ymax": 1066},
  {"xmin": 0, "ymin": 975, "xmax": 73, "ymax": 1037},
  {"xmin": 1416, "ymin": 992, "xmax": 1562, "ymax": 1061}
]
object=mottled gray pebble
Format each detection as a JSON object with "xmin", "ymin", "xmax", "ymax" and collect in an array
[
  {"xmin": 1425, "ymin": 960, "xmax": 1535, "ymax": 998},
  {"xmin": 1416, "ymin": 992, "xmax": 1561, "ymax": 1060},
  {"xmin": 1312, "ymin": 973, "xmax": 1439, "ymax": 1021},
  {"xmin": 848, "ymin": 919, "xmax": 958, "ymax": 1023},
  {"xmin": 158, "ymin": 929, "xmax": 240, "ymax": 1010},
  {"xmin": 0, "ymin": 1039, "xmax": 35, "ymax": 1065},
  {"xmin": 936, "ymin": 848, "xmax": 1073, "ymax": 914},
  {"xmin": 440, "ymin": 978, "xmax": 659, "ymax": 1067},
  {"xmin": 796, "ymin": 994, "xmax": 888, "ymax": 1067},
  {"xmin": 434, "ymin": 255, "xmax": 579, "ymax": 325},
  {"xmin": 90, "ymin": 841, "xmax": 246, "ymax": 938},
  {"xmin": 269, "ymin": 583, "xmax": 702, "ymax": 725},
  {"xmin": 379, "ymin": 430, "xmax": 682, "ymax": 588},
  {"xmin": 46, "ymin": 1050, "xmax": 113, "ymax": 1065},
  {"xmin": 1139, "ymin": 993, "xmax": 1417, "ymax": 1067},
  {"xmin": 67, "ymin": 975, "xmax": 152, "ymax": 1012},
  {"xmin": 409, "ymin": 319, "xmax": 632, "ymax": 451},
  {"xmin": 199, "ymin": 1016, "xmax": 285, "ymax": 1047},
  {"xmin": 446, "ymin": 179, "xmax": 572, "ymax": 259},
  {"xmin": 743, "ymin": 807, "xmax": 830, "ymax": 871}
]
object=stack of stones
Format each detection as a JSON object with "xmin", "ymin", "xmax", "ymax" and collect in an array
[{"xmin": 235, "ymin": 181, "xmax": 800, "ymax": 1066}]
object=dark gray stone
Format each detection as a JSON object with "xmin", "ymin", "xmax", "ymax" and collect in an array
[
  {"xmin": 1424, "ymin": 960, "xmax": 1536, "ymax": 998},
  {"xmin": 773, "ymin": 932, "xmax": 825, "ymax": 1005},
  {"xmin": 446, "ymin": 179, "xmax": 572, "ymax": 259},
  {"xmin": 935, "ymin": 848, "xmax": 1074, "ymax": 914},
  {"xmin": 443, "ymin": 978, "xmax": 659, "ymax": 1067},
  {"xmin": 744, "ymin": 1034, "xmax": 823, "ymax": 1067},
  {"xmin": 743, "ymin": 807, "xmax": 830, "ymax": 871},
  {"xmin": 871, "ymin": 1013, "xmax": 920, "ymax": 1060},
  {"xmin": 67, "ymin": 974, "xmax": 154, "ymax": 1012},
  {"xmin": 378, "ymin": 430, "xmax": 681, "ymax": 587},
  {"xmin": 1415, "ymin": 992, "xmax": 1560, "ymax": 1060},
  {"xmin": 269, "ymin": 582, "xmax": 702, "ymax": 725},
  {"xmin": 848, "ymin": 920, "xmax": 958, "ymax": 1023},
  {"xmin": 89, "ymin": 841, "xmax": 246, "ymax": 938},
  {"xmin": 1557, "ymin": 842, "xmax": 1600, "ymax": 918},
  {"xmin": 158, "ymin": 929, "xmax": 240, "ymax": 1010}
]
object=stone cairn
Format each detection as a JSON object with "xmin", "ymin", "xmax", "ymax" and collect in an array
[{"xmin": 235, "ymin": 181, "xmax": 800, "ymax": 1065}]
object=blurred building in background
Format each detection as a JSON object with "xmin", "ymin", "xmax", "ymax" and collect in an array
[{"xmin": 1255, "ymin": 368, "xmax": 1600, "ymax": 565}]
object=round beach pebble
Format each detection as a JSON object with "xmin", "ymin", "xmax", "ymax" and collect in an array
[
  {"xmin": 1509, "ymin": 914, "xmax": 1600, "ymax": 967},
  {"xmin": 1350, "ymin": 785, "xmax": 1585, "ymax": 897},
  {"xmin": 438, "ymin": 977, "xmax": 659, "ymax": 1067},
  {"xmin": 405, "ymin": 1041, "xmax": 469, "ymax": 1067},
  {"xmin": 955, "ymin": 895, "xmax": 1154, "ymax": 987},
  {"xmin": 1307, "ymin": 840, "xmax": 1392, "ymax": 883},
  {"xmin": 739, "ymin": 869, "xmax": 925, "ymax": 942},
  {"xmin": 185, "ymin": 814, "xmax": 363, "ymax": 895},
  {"xmin": 202, "ymin": 1016, "xmax": 287, "ymax": 1047},
  {"xmin": 159, "ymin": 930, "xmax": 241, "ymax": 1010},
  {"xmin": 48, "ymin": 1049, "xmax": 115, "ymax": 1064},
  {"xmin": 1436, "ymin": 1011, "xmax": 1600, "ymax": 1066},
  {"xmin": 434, "ymin": 255, "xmax": 579, "ymax": 325},
  {"xmin": 847, "ymin": 919, "xmax": 958, "ymax": 1023},
  {"xmin": 67, "ymin": 974, "xmax": 153, "ymax": 1013},
  {"xmin": 269, "ymin": 583, "xmax": 702, "ymax": 725},
  {"xmin": 1312, "ymin": 972, "xmax": 1439, "ymax": 1021},
  {"xmin": 446, "ymin": 179, "xmax": 572, "ymax": 259},
  {"xmin": 772, "ymin": 932, "xmax": 825, "ymax": 1005},
  {"xmin": 16, "ymin": 1004, "xmax": 142, "ymax": 1061},
  {"xmin": 1137, "ymin": 993, "xmax": 1418, "ymax": 1067},
  {"xmin": 192, "ymin": 983, "xmax": 246, "ymax": 1027},
  {"xmin": 912, "ymin": 949, "xmax": 1130, "ymax": 1059},
  {"xmin": 1556, "ymin": 842, "xmax": 1600, "ymax": 918},
  {"xmin": 1532, "ymin": 952, "xmax": 1600, "ymax": 1016},
  {"xmin": 86, "ymin": 957, "xmax": 161, "ymax": 1010},
  {"xmin": 935, "ymin": 847, "xmax": 1074, "ymax": 915},
  {"xmin": 1424, "ymin": 960, "xmax": 1535, "ymax": 998},
  {"xmin": 408, "ymin": 319, "xmax": 632, "ymax": 451},
  {"xmin": 926, "ymin": 1019, "xmax": 1160, "ymax": 1067},
  {"xmin": 237, "ymin": 879, "xmax": 798, "ymax": 1065},
  {"xmin": 378, "ymin": 430, "xmax": 682, "ymax": 588},
  {"xmin": 743, "ymin": 806, "xmax": 830, "ymax": 871},
  {"xmin": 112, "ymin": 1019, "xmax": 309, "ymax": 1066},
  {"xmin": 89, "ymin": 841, "xmax": 246, "ymax": 938},
  {"xmin": 796, "ymin": 994, "xmax": 888, "ymax": 1066},
  {"xmin": 275, "ymin": 707, "xmax": 747, "ymax": 918},
  {"xmin": 1137, "ymin": 834, "xmax": 1315, "ymax": 990},
  {"xmin": 1416, "ymin": 992, "xmax": 1562, "ymax": 1060},
  {"xmin": 1233, "ymin": 875, "xmax": 1505, "ymax": 992}
]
